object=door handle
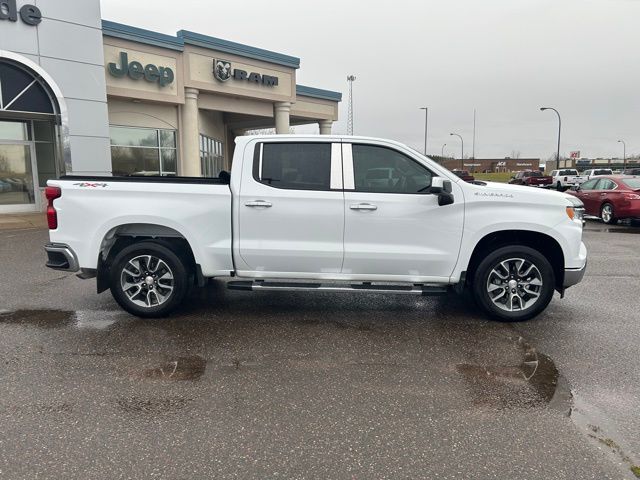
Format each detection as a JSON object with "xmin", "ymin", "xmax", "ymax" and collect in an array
[
  {"xmin": 350, "ymin": 203, "xmax": 378, "ymax": 211},
  {"xmin": 245, "ymin": 200, "xmax": 272, "ymax": 207}
]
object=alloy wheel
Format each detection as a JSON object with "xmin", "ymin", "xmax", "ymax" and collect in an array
[
  {"xmin": 120, "ymin": 255, "xmax": 174, "ymax": 308},
  {"xmin": 486, "ymin": 258, "xmax": 543, "ymax": 312}
]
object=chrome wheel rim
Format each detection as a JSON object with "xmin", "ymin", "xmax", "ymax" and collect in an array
[
  {"xmin": 602, "ymin": 205, "xmax": 612, "ymax": 223},
  {"xmin": 486, "ymin": 258, "xmax": 543, "ymax": 312},
  {"xmin": 120, "ymin": 255, "xmax": 174, "ymax": 308}
]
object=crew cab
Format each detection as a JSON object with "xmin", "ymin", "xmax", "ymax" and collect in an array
[
  {"xmin": 44, "ymin": 135, "xmax": 587, "ymax": 322},
  {"xmin": 509, "ymin": 170, "xmax": 553, "ymax": 188},
  {"xmin": 549, "ymin": 169, "xmax": 585, "ymax": 191}
]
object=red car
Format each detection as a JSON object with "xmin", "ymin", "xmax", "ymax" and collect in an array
[
  {"xmin": 568, "ymin": 175, "xmax": 640, "ymax": 224},
  {"xmin": 451, "ymin": 169, "xmax": 475, "ymax": 182},
  {"xmin": 509, "ymin": 170, "xmax": 553, "ymax": 187}
]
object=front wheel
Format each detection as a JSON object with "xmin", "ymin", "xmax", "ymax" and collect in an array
[
  {"xmin": 109, "ymin": 241, "xmax": 189, "ymax": 318},
  {"xmin": 556, "ymin": 181, "xmax": 563, "ymax": 191},
  {"xmin": 600, "ymin": 203, "xmax": 617, "ymax": 225},
  {"xmin": 472, "ymin": 246, "xmax": 555, "ymax": 322}
]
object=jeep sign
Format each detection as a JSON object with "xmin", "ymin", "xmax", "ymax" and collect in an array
[{"xmin": 108, "ymin": 51, "xmax": 174, "ymax": 87}]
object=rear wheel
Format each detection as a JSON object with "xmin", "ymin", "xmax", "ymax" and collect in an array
[
  {"xmin": 109, "ymin": 241, "xmax": 189, "ymax": 317},
  {"xmin": 472, "ymin": 245, "xmax": 555, "ymax": 322},
  {"xmin": 600, "ymin": 203, "xmax": 617, "ymax": 225}
]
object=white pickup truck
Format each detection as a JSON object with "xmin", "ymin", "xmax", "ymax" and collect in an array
[
  {"xmin": 44, "ymin": 135, "xmax": 587, "ymax": 322},
  {"xmin": 549, "ymin": 169, "xmax": 585, "ymax": 191}
]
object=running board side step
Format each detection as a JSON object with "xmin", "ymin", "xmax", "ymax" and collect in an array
[{"xmin": 227, "ymin": 280, "xmax": 449, "ymax": 296}]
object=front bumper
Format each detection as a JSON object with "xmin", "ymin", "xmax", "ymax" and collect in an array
[
  {"xmin": 563, "ymin": 260, "xmax": 587, "ymax": 288},
  {"xmin": 44, "ymin": 243, "xmax": 79, "ymax": 272}
]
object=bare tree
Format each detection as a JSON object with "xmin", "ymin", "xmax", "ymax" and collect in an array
[{"xmin": 510, "ymin": 150, "xmax": 521, "ymax": 159}]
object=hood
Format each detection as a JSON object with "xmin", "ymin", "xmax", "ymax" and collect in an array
[{"xmin": 472, "ymin": 181, "xmax": 578, "ymax": 205}]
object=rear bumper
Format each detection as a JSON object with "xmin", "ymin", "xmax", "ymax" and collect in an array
[
  {"xmin": 44, "ymin": 243, "xmax": 79, "ymax": 272},
  {"xmin": 564, "ymin": 260, "xmax": 587, "ymax": 288}
]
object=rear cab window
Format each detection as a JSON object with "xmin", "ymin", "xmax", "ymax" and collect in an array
[{"xmin": 253, "ymin": 142, "xmax": 334, "ymax": 191}]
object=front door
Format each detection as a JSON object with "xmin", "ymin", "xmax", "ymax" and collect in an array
[
  {"xmin": 237, "ymin": 141, "xmax": 344, "ymax": 276},
  {"xmin": 342, "ymin": 142, "xmax": 464, "ymax": 281}
]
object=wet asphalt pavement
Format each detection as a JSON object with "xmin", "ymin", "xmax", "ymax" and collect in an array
[{"xmin": 1, "ymin": 222, "xmax": 639, "ymax": 479}]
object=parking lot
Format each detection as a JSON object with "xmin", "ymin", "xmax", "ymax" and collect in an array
[{"xmin": 1, "ymin": 220, "xmax": 639, "ymax": 479}]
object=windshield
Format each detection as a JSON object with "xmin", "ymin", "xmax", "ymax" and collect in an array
[
  {"xmin": 621, "ymin": 178, "xmax": 640, "ymax": 190},
  {"xmin": 559, "ymin": 169, "xmax": 577, "ymax": 175}
]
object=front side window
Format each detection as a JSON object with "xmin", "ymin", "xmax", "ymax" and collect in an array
[
  {"xmin": 255, "ymin": 142, "xmax": 331, "ymax": 190},
  {"xmin": 110, "ymin": 126, "xmax": 177, "ymax": 176},
  {"xmin": 352, "ymin": 144, "xmax": 432, "ymax": 193}
]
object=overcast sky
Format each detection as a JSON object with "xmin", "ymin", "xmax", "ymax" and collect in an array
[{"xmin": 101, "ymin": 0, "xmax": 640, "ymax": 161}]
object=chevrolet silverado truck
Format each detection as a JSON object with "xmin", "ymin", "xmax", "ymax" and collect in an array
[{"xmin": 44, "ymin": 135, "xmax": 587, "ymax": 322}]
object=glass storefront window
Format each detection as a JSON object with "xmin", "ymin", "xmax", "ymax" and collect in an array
[
  {"xmin": 199, "ymin": 134, "xmax": 224, "ymax": 177},
  {"xmin": 0, "ymin": 120, "xmax": 30, "ymax": 141},
  {"xmin": 110, "ymin": 126, "xmax": 177, "ymax": 176}
]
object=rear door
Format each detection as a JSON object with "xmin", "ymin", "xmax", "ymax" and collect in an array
[
  {"xmin": 341, "ymin": 142, "xmax": 464, "ymax": 280},
  {"xmin": 237, "ymin": 141, "xmax": 344, "ymax": 275}
]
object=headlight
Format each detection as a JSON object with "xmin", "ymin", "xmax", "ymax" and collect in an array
[{"xmin": 566, "ymin": 206, "xmax": 585, "ymax": 222}]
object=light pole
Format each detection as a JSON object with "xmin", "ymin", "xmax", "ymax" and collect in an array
[
  {"xmin": 618, "ymin": 139, "xmax": 626, "ymax": 171},
  {"xmin": 450, "ymin": 133, "xmax": 464, "ymax": 170},
  {"xmin": 347, "ymin": 75, "xmax": 356, "ymax": 135},
  {"xmin": 419, "ymin": 107, "xmax": 428, "ymax": 155},
  {"xmin": 540, "ymin": 107, "xmax": 561, "ymax": 170},
  {"xmin": 441, "ymin": 143, "xmax": 446, "ymax": 157}
]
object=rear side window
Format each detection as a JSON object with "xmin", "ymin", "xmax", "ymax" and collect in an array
[
  {"xmin": 254, "ymin": 143, "xmax": 331, "ymax": 190},
  {"xmin": 580, "ymin": 178, "xmax": 599, "ymax": 190},
  {"xmin": 596, "ymin": 179, "xmax": 616, "ymax": 190}
]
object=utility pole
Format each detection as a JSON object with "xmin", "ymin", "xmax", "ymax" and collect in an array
[
  {"xmin": 618, "ymin": 139, "xmax": 626, "ymax": 171},
  {"xmin": 472, "ymin": 108, "xmax": 476, "ymax": 159},
  {"xmin": 419, "ymin": 107, "xmax": 428, "ymax": 155},
  {"xmin": 347, "ymin": 75, "xmax": 356, "ymax": 135},
  {"xmin": 540, "ymin": 107, "xmax": 561, "ymax": 170},
  {"xmin": 450, "ymin": 133, "xmax": 464, "ymax": 170}
]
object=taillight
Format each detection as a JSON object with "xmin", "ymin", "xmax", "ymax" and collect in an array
[
  {"xmin": 623, "ymin": 193, "xmax": 640, "ymax": 201},
  {"xmin": 45, "ymin": 186, "xmax": 61, "ymax": 229}
]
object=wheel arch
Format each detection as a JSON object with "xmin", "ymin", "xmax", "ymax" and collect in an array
[
  {"xmin": 96, "ymin": 223, "xmax": 199, "ymax": 294},
  {"xmin": 465, "ymin": 230, "xmax": 565, "ymax": 292}
]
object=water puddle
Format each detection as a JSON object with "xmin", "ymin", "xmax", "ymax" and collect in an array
[
  {"xmin": 116, "ymin": 396, "xmax": 192, "ymax": 414},
  {"xmin": 141, "ymin": 355, "xmax": 207, "ymax": 381},
  {"xmin": 0, "ymin": 309, "xmax": 74, "ymax": 328},
  {"xmin": 455, "ymin": 337, "xmax": 570, "ymax": 410},
  {"xmin": 0, "ymin": 309, "xmax": 122, "ymax": 330}
]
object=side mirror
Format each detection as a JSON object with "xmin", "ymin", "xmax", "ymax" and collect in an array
[
  {"xmin": 438, "ymin": 191, "xmax": 455, "ymax": 206},
  {"xmin": 430, "ymin": 177, "xmax": 454, "ymax": 206}
]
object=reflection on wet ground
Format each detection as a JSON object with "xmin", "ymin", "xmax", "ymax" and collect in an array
[{"xmin": 455, "ymin": 338, "xmax": 565, "ymax": 410}]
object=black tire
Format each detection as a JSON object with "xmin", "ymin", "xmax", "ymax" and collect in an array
[
  {"xmin": 109, "ymin": 241, "xmax": 189, "ymax": 318},
  {"xmin": 600, "ymin": 203, "xmax": 617, "ymax": 225},
  {"xmin": 472, "ymin": 245, "xmax": 555, "ymax": 322},
  {"xmin": 556, "ymin": 181, "xmax": 563, "ymax": 191}
]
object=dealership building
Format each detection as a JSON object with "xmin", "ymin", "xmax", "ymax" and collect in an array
[{"xmin": 0, "ymin": 0, "xmax": 341, "ymax": 212}]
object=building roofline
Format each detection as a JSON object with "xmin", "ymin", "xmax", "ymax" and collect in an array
[
  {"xmin": 102, "ymin": 20, "xmax": 185, "ymax": 51},
  {"xmin": 177, "ymin": 30, "xmax": 300, "ymax": 69},
  {"xmin": 101, "ymin": 20, "xmax": 300, "ymax": 69},
  {"xmin": 296, "ymin": 85, "xmax": 342, "ymax": 102}
]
